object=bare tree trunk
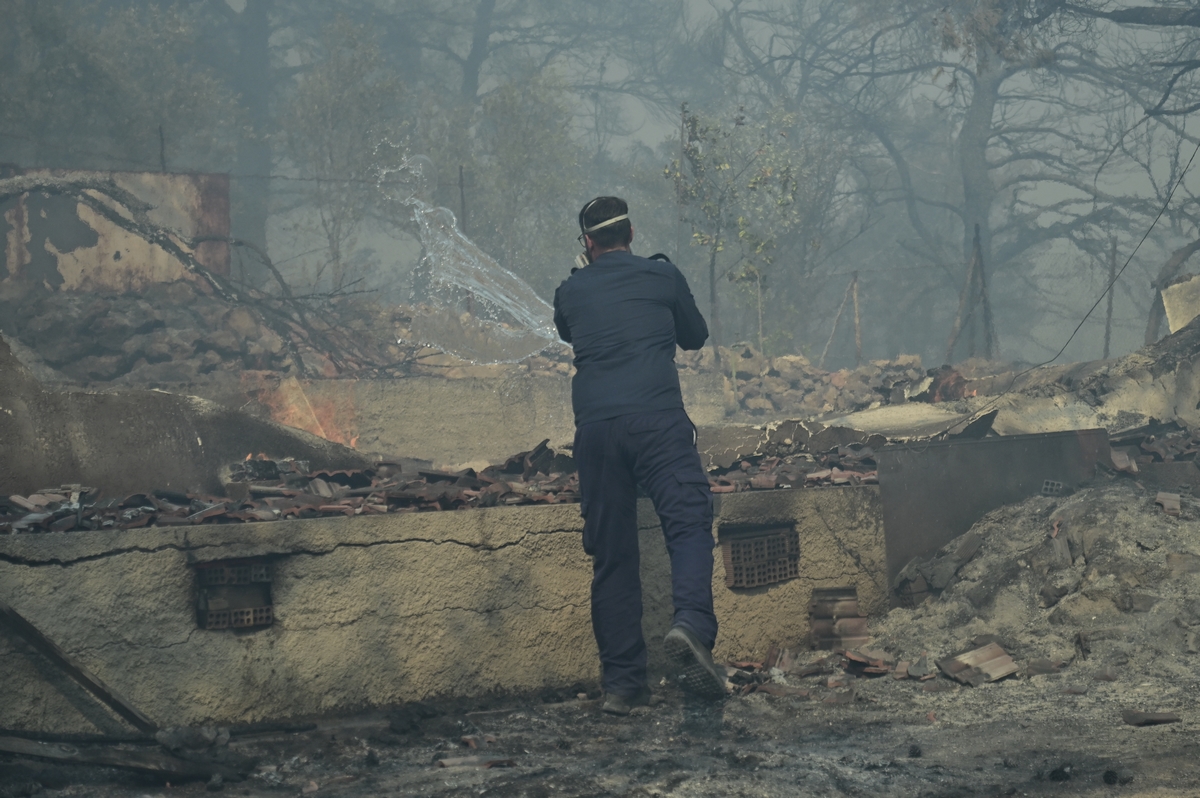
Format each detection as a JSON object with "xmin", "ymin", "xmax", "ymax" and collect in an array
[
  {"xmin": 461, "ymin": 0, "xmax": 497, "ymax": 102},
  {"xmin": 945, "ymin": 237, "xmax": 980, "ymax": 363},
  {"xmin": 976, "ymin": 226, "xmax": 996, "ymax": 358}
]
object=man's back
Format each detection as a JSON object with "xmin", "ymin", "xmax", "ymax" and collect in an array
[{"xmin": 553, "ymin": 251, "xmax": 707, "ymax": 426}]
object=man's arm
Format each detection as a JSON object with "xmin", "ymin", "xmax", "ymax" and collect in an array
[
  {"xmin": 553, "ymin": 285, "xmax": 572, "ymax": 344},
  {"xmin": 672, "ymin": 268, "xmax": 708, "ymax": 350}
]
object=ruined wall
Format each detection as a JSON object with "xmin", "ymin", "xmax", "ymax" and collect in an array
[
  {"xmin": 0, "ymin": 487, "xmax": 882, "ymax": 733},
  {"xmin": 192, "ymin": 370, "xmax": 730, "ymax": 467},
  {"xmin": 0, "ymin": 334, "xmax": 369, "ymax": 496},
  {"xmin": 2, "ymin": 169, "xmax": 229, "ymax": 293}
]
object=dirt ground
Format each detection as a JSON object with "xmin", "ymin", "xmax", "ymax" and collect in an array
[{"xmin": 5, "ymin": 477, "xmax": 1200, "ymax": 797}]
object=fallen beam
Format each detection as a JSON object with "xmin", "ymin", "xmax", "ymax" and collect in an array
[
  {"xmin": 0, "ymin": 735, "xmax": 243, "ymax": 781},
  {"xmin": 0, "ymin": 599, "xmax": 158, "ymax": 734}
]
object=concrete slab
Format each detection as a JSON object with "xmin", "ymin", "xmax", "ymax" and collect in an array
[{"xmin": 1163, "ymin": 274, "xmax": 1200, "ymax": 334}]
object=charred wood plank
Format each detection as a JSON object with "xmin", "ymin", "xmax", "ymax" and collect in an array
[
  {"xmin": 0, "ymin": 600, "xmax": 157, "ymax": 735},
  {"xmin": 0, "ymin": 735, "xmax": 244, "ymax": 781}
]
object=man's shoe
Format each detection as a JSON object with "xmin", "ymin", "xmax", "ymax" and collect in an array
[
  {"xmin": 664, "ymin": 626, "xmax": 727, "ymax": 699},
  {"xmin": 601, "ymin": 686, "xmax": 660, "ymax": 716}
]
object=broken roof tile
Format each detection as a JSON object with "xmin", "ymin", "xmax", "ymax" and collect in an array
[{"xmin": 936, "ymin": 642, "xmax": 1018, "ymax": 686}]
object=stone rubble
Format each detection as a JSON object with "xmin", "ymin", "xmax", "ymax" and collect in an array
[{"xmin": 0, "ymin": 281, "xmax": 974, "ymax": 419}]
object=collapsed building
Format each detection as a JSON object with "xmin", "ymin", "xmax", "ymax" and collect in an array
[{"xmin": 4, "ymin": 170, "xmax": 1200, "ymax": 793}]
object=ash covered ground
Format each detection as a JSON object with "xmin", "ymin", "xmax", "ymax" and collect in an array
[{"xmin": 5, "ymin": 475, "xmax": 1200, "ymax": 797}]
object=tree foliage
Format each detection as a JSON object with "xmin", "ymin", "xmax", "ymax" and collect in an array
[
  {"xmin": 0, "ymin": 0, "xmax": 238, "ymax": 171},
  {"xmin": 668, "ymin": 105, "xmax": 850, "ymax": 355},
  {"xmin": 6, "ymin": 0, "xmax": 1200, "ymax": 364},
  {"xmin": 279, "ymin": 17, "xmax": 409, "ymax": 291}
]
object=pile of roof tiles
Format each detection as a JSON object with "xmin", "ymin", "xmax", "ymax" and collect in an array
[
  {"xmin": 706, "ymin": 443, "xmax": 879, "ymax": 494},
  {"xmin": 1, "ymin": 440, "xmax": 579, "ymax": 535},
  {"xmin": 1, "ymin": 429, "xmax": 895, "ymax": 535},
  {"xmin": 724, "ymin": 638, "xmax": 1017, "ymax": 700},
  {"xmin": 1110, "ymin": 420, "xmax": 1200, "ymax": 466}
]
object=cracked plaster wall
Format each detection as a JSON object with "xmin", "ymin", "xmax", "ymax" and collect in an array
[{"xmin": 0, "ymin": 488, "xmax": 882, "ymax": 733}]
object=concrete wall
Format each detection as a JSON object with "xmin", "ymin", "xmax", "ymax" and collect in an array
[
  {"xmin": 0, "ymin": 335, "xmax": 370, "ymax": 497},
  {"xmin": 191, "ymin": 369, "xmax": 731, "ymax": 467},
  {"xmin": 0, "ymin": 487, "xmax": 882, "ymax": 733}
]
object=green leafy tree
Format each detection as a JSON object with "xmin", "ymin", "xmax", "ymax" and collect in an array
[{"xmin": 668, "ymin": 104, "xmax": 850, "ymax": 358}]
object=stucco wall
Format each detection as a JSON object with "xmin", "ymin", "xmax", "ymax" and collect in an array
[{"xmin": 0, "ymin": 487, "xmax": 882, "ymax": 733}]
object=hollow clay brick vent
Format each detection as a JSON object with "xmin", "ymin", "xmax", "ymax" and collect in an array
[
  {"xmin": 195, "ymin": 559, "xmax": 274, "ymax": 630},
  {"xmin": 720, "ymin": 526, "xmax": 799, "ymax": 589}
]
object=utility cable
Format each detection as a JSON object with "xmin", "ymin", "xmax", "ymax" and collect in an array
[{"xmin": 931, "ymin": 134, "xmax": 1200, "ymax": 439}]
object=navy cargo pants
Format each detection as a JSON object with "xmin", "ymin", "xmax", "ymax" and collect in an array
[{"xmin": 574, "ymin": 407, "xmax": 718, "ymax": 698}]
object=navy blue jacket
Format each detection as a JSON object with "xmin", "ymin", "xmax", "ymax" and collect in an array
[{"xmin": 553, "ymin": 250, "xmax": 709, "ymax": 426}]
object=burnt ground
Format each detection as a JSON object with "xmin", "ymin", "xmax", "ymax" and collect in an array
[
  {"xmin": 3, "ymin": 686, "xmax": 1196, "ymax": 798},
  {"xmin": 6, "ymin": 478, "xmax": 1200, "ymax": 796}
]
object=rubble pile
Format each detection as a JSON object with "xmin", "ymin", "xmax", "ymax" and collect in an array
[
  {"xmin": 706, "ymin": 443, "xmax": 879, "ymax": 493},
  {"xmin": 0, "ymin": 440, "xmax": 581, "ymax": 534},
  {"xmin": 3, "ymin": 406, "xmax": 918, "ymax": 536},
  {"xmin": 735, "ymin": 469, "xmax": 1200, "ymax": 718},
  {"xmin": 1, "ymin": 425, "xmax": 900, "ymax": 534},
  {"xmin": 0, "ymin": 281, "xmax": 970, "ymax": 418},
  {"xmin": 1108, "ymin": 420, "xmax": 1200, "ymax": 468},
  {"xmin": 0, "ymin": 283, "xmax": 562, "ymax": 385},
  {"xmin": 677, "ymin": 347, "xmax": 943, "ymax": 417},
  {"xmin": 1, "ymin": 282, "xmax": 316, "ymax": 383},
  {"xmin": 871, "ymin": 476, "xmax": 1200, "ymax": 681}
]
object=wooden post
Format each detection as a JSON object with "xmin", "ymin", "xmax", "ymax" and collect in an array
[
  {"xmin": 756, "ymin": 271, "xmax": 765, "ymax": 356},
  {"xmin": 851, "ymin": 272, "xmax": 862, "ymax": 366},
  {"xmin": 458, "ymin": 165, "xmax": 468, "ymax": 235},
  {"xmin": 678, "ymin": 104, "xmax": 687, "ymax": 264},
  {"xmin": 945, "ymin": 236, "xmax": 980, "ymax": 363},
  {"xmin": 0, "ymin": 600, "xmax": 158, "ymax": 734},
  {"xmin": 708, "ymin": 219, "xmax": 722, "ymax": 367},
  {"xmin": 974, "ymin": 226, "xmax": 996, "ymax": 359},
  {"xmin": 1104, "ymin": 236, "xmax": 1117, "ymax": 359},
  {"xmin": 819, "ymin": 276, "xmax": 855, "ymax": 369}
]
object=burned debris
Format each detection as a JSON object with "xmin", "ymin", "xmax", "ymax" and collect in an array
[
  {"xmin": 0, "ymin": 440, "xmax": 582, "ymax": 534},
  {"xmin": 0, "ymin": 269, "xmax": 988, "ymax": 422},
  {"xmin": 0, "ymin": 416, "xmax": 898, "ymax": 535}
]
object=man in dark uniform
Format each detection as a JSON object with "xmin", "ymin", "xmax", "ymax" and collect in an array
[{"xmin": 553, "ymin": 196, "xmax": 727, "ymax": 715}]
